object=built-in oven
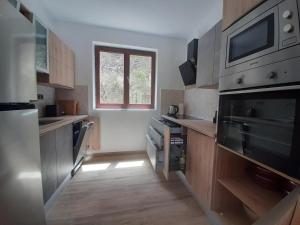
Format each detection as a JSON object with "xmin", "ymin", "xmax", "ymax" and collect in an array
[
  {"xmin": 220, "ymin": 0, "xmax": 300, "ymax": 92},
  {"xmin": 217, "ymin": 88, "xmax": 300, "ymax": 180}
]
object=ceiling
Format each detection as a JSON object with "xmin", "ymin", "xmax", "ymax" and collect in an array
[{"xmin": 41, "ymin": 0, "xmax": 223, "ymax": 40}]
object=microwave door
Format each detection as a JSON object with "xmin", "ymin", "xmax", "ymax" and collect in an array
[{"xmin": 225, "ymin": 6, "xmax": 279, "ymax": 68}]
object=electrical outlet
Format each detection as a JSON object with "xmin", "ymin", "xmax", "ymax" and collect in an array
[{"xmin": 37, "ymin": 94, "xmax": 44, "ymax": 100}]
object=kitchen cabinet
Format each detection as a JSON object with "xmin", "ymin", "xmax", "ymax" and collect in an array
[
  {"xmin": 222, "ymin": 0, "xmax": 265, "ymax": 30},
  {"xmin": 40, "ymin": 130, "xmax": 57, "ymax": 203},
  {"xmin": 35, "ymin": 18, "xmax": 49, "ymax": 73},
  {"xmin": 213, "ymin": 146, "xmax": 300, "ymax": 225},
  {"xmin": 196, "ymin": 20, "xmax": 222, "ymax": 88},
  {"xmin": 49, "ymin": 31, "xmax": 75, "ymax": 89},
  {"xmin": 40, "ymin": 125, "xmax": 73, "ymax": 203},
  {"xmin": 213, "ymin": 21, "xmax": 222, "ymax": 85},
  {"xmin": 186, "ymin": 129, "xmax": 216, "ymax": 209},
  {"xmin": 56, "ymin": 125, "xmax": 73, "ymax": 186},
  {"xmin": 38, "ymin": 31, "xmax": 75, "ymax": 89},
  {"xmin": 147, "ymin": 118, "xmax": 184, "ymax": 180},
  {"xmin": 291, "ymin": 198, "xmax": 300, "ymax": 225}
]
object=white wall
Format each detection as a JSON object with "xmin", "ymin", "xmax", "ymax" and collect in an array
[
  {"xmin": 36, "ymin": 85, "xmax": 55, "ymax": 117},
  {"xmin": 52, "ymin": 21, "xmax": 186, "ymax": 152}
]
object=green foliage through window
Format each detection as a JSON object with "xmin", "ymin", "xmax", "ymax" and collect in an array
[{"xmin": 95, "ymin": 46, "xmax": 156, "ymax": 109}]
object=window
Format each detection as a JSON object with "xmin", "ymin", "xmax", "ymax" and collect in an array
[{"xmin": 94, "ymin": 46, "xmax": 156, "ymax": 109}]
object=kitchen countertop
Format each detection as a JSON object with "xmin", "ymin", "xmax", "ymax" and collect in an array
[
  {"xmin": 39, "ymin": 115, "xmax": 88, "ymax": 136},
  {"xmin": 161, "ymin": 115, "xmax": 216, "ymax": 138}
]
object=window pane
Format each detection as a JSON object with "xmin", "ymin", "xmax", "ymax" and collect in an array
[
  {"xmin": 129, "ymin": 55, "xmax": 152, "ymax": 104},
  {"xmin": 99, "ymin": 52, "xmax": 124, "ymax": 104}
]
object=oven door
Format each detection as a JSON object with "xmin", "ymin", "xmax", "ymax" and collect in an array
[
  {"xmin": 218, "ymin": 89, "xmax": 300, "ymax": 179},
  {"xmin": 226, "ymin": 6, "xmax": 279, "ymax": 68}
]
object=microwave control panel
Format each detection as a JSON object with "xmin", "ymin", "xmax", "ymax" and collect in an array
[{"xmin": 279, "ymin": 0, "xmax": 300, "ymax": 49}]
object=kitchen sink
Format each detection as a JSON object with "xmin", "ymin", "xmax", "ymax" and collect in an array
[{"xmin": 39, "ymin": 119, "xmax": 62, "ymax": 126}]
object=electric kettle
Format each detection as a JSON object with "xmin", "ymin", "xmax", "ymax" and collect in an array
[{"xmin": 168, "ymin": 105, "xmax": 179, "ymax": 116}]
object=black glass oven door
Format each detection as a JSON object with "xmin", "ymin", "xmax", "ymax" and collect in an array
[{"xmin": 218, "ymin": 89, "xmax": 300, "ymax": 179}]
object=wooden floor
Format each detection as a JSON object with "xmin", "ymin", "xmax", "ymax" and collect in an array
[{"xmin": 47, "ymin": 152, "xmax": 211, "ymax": 225}]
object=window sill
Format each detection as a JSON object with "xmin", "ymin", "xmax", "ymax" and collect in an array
[{"xmin": 93, "ymin": 108, "xmax": 157, "ymax": 112}]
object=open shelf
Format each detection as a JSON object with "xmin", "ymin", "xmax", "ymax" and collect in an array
[
  {"xmin": 218, "ymin": 144, "xmax": 300, "ymax": 185},
  {"xmin": 218, "ymin": 176, "xmax": 284, "ymax": 217}
]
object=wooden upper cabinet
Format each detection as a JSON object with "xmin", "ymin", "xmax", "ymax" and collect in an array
[
  {"xmin": 47, "ymin": 31, "xmax": 75, "ymax": 89},
  {"xmin": 196, "ymin": 25, "xmax": 215, "ymax": 87},
  {"xmin": 222, "ymin": 0, "xmax": 265, "ymax": 30},
  {"xmin": 196, "ymin": 20, "xmax": 222, "ymax": 88}
]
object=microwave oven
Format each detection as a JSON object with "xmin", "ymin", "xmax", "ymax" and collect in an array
[
  {"xmin": 220, "ymin": 0, "xmax": 300, "ymax": 92},
  {"xmin": 217, "ymin": 88, "xmax": 300, "ymax": 180}
]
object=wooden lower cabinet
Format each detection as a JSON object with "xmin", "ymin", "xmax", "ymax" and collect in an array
[
  {"xmin": 185, "ymin": 129, "xmax": 216, "ymax": 209},
  {"xmin": 291, "ymin": 198, "xmax": 300, "ymax": 225},
  {"xmin": 40, "ymin": 125, "xmax": 73, "ymax": 203},
  {"xmin": 213, "ymin": 146, "xmax": 300, "ymax": 225}
]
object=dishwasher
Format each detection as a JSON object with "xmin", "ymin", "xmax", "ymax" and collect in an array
[{"xmin": 72, "ymin": 121, "xmax": 94, "ymax": 176}]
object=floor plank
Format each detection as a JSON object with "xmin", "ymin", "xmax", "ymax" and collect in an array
[{"xmin": 47, "ymin": 152, "xmax": 210, "ymax": 225}]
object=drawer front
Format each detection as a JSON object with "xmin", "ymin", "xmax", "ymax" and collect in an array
[
  {"xmin": 169, "ymin": 127, "xmax": 183, "ymax": 134},
  {"xmin": 148, "ymin": 126, "xmax": 163, "ymax": 149},
  {"xmin": 150, "ymin": 118, "xmax": 164, "ymax": 135},
  {"xmin": 146, "ymin": 135, "xmax": 163, "ymax": 170}
]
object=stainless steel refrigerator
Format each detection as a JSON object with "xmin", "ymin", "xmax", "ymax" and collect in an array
[{"xmin": 0, "ymin": 0, "xmax": 47, "ymax": 224}]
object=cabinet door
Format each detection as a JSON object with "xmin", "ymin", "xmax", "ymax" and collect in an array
[
  {"xmin": 196, "ymin": 25, "xmax": 216, "ymax": 87},
  {"xmin": 186, "ymin": 129, "xmax": 216, "ymax": 209},
  {"xmin": 49, "ymin": 31, "xmax": 60, "ymax": 86},
  {"xmin": 291, "ymin": 196, "xmax": 300, "ymax": 225},
  {"xmin": 48, "ymin": 31, "xmax": 75, "ymax": 89},
  {"xmin": 65, "ymin": 47, "xmax": 75, "ymax": 89},
  {"xmin": 40, "ymin": 131, "xmax": 57, "ymax": 203},
  {"xmin": 213, "ymin": 21, "xmax": 222, "ymax": 85},
  {"xmin": 222, "ymin": 0, "xmax": 264, "ymax": 30},
  {"xmin": 35, "ymin": 18, "xmax": 49, "ymax": 73},
  {"xmin": 163, "ymin": 127, "xmax": 171, "ymax": 180},
  {"xmin": 56, "ymin": 125, "xmax": 73, "ymax": 186}
]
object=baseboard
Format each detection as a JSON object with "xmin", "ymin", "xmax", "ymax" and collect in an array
[
  {"xmin": 44, "ymin": 173, "xmax": 71, "ymax": 213},
  {"xmin": 88, "ymin": 150, "xmax": 146, "ymax": 157},
  {"xmin": 176, "ymin": 171, "xmax": 222, "ymax": 225}
]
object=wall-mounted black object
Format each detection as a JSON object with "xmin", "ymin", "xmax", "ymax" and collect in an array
[
  {"xmin": 179, "ymin": 61, "xmax": 196, "ymax": 86},
  {"xmin": 45, "ymin": 105, "xmax": 58, "ymax": 117},
  {"xmin": 187, "ymin": 39, "xmax": 198, "ymax": 65},
  {"xmin": 213, "ymin": 111, "xmax": 218, "ymax": 124}
]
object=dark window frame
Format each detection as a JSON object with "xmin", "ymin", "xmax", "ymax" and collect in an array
[{"xmin": 94, "ymin": 46, "xmax": 156, "ymax": 109}]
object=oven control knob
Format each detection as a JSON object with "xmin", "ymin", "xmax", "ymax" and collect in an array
[
  {"xmin": 267, "ymin": 72, "xmax": 278, "ymax": 80},
  {"xmin": 236, "ymin": 77, "xmax": 243, "ymax": 84},
  {"xmin": 283, "ymin": 24, "xmax": 294, "ymax": 33},
  {"xmin": 283, "ymin": 10, "xmax": 292, "ymax": 19}
]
